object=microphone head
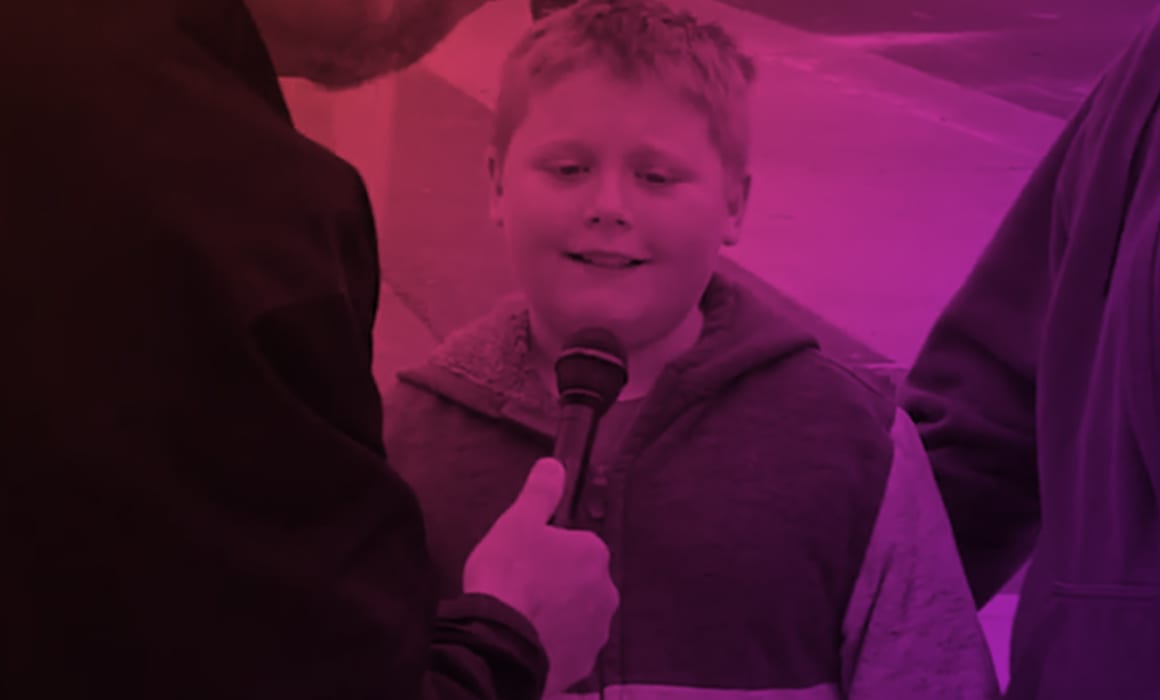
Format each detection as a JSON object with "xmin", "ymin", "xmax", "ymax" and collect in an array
[{"xmin": 554, "ymin": 327, "xmax": 629, "ymax": 415}]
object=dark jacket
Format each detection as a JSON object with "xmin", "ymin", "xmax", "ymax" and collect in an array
[
  {"xmin": 385, "ymin": 274, "xmax": 998, "ymax": 700},
  {"xmin": 0, "ymin": 1, "xmax": 545, "ymax": 697},
  {"xmin": 901, "ymin": 8, "xmax": 1160, "ymax": 699}
]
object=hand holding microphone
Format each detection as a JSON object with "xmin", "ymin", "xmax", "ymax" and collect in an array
[
  {"xmin": 463, "ymin": 458, "xmax": 618, "ymax": 696},
  {"xmin": 462, "ymin": 328, "xmax": 627, "ymax": 695}
]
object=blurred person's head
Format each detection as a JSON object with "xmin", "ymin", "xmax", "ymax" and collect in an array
[
  {"xmin": 244, "ymin": 0, "xmax": 492, "ymax": 89},
  {"xmin": 485, "ymin": 0, "xmax": 756, "ymax": 372}
]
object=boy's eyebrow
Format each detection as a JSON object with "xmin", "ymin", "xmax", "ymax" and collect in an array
[
  {"xmin": 530, "ymin": 138, "xmax": 695, "ymax": 166},
  {"xmin": 533, "ymin": 138, "xmax": 593, "ymax": 154},
  {"xmin": 628, "ymin": 142, "xmax": 695, "ymax": 167}
]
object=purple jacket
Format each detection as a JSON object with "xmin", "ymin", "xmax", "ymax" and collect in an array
[
  {"xmin": 901, "ymin": 8, "xmax": 1160, "ymax": 699},
  {"xmin": 385, "ymin": 274, "xmax": 998, "ymax": 700}
]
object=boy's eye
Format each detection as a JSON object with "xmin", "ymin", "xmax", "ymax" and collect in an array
[
  {"xmin": 552, "ymin": 163, "xmax": 588, "ymax": 177},
  {"xmin": 639, "ymin": 171, "xmax": 675, "ymax": 186}
]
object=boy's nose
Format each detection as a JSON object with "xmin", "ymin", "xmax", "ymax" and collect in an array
[
  {"xmin": 584, "ymin": 175, "xmax": 632, "ymax": 230},
  {"xmin": 584, "ymin": 207, "xmax": 631, "ymax": 230}
]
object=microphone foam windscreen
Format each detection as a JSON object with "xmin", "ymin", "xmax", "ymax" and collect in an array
[{"xmin": 555, "ymin": 328, "xmax": 629, "ymax": 412}]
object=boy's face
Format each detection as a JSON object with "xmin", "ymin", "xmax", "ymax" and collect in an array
[{"xmin": 488, "ymin": 68, "xmax": 750, "ymax": 351}]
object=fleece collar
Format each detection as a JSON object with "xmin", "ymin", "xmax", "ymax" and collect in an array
[{"xmin": 397, "ymin": 273, "xmax": 819, "ymax": 438}]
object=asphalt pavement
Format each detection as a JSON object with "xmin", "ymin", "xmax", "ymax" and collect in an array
[{"xmin": 721, "ymin": 0, "xmax": 1160, "ymax": 117}]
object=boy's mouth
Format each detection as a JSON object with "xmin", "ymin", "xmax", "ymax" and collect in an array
[{"xmin": 564, "ymin": 251, "xmax": 648, "ymax": 269}]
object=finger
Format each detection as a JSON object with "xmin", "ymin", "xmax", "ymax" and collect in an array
[{"xmin": 504, "ymin": 458, "xmax": 566, "ymax": 525}]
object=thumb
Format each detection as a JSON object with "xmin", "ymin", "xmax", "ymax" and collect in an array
[{"xmin": 504, "ymin": 458, "xmax": 566, "ymax": 525}]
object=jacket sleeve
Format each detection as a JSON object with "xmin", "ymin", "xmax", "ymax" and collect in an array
[
  {"xmin": 427, "ymin": 595, "xmax": 549, "ymax": 700},
  {"xmin": 179, "ymin": 291, "xmax": 550, "ymax": 700},
  {"xmin": 896, "ymin": 92, "xmax": 1096, "ymax": 605},
  {"xmin": 0, "ymin": 5, "xmax": 548, "ymax": 696},
  {"xmin": 839, "ymin": 410, "xmax": 1001, "ymax": 700}
]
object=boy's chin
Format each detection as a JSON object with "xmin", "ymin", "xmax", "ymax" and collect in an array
[
  {"xmin": 539, "ymin": 311, "xmax": 624, "ymax": 346},
  {"xmin": 548, "ymin": 308, "xmax": 665, "ymax": 350}
]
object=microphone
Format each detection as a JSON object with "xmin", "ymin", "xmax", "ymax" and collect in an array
[{"xmin": 550, "ymin": 328, "xmax": 629, "ymax": 527}]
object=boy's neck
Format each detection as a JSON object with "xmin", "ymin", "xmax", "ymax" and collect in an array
[{"xmin": 528, "ymin": 307, "xmax": 706, "ymax": 403}]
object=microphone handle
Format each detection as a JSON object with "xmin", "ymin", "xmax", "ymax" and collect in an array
[{"xmin": 551, "ymin": 403, "xmax": 598, "ymax": 527}]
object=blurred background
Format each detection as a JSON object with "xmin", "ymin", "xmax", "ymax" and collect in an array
[{"xmin": 279, "ymin": 0, "xmax": 1160, "ymax": 689}]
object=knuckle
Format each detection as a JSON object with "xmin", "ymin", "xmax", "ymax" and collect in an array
[
  {"xmin": 578, "ymin": 532, "xmax": 609, "ymax": 559},
  {"xmin": 605, "ymin": 583, "xmax": 620, "ymax": 608},
  {"xmin": 594, "ymin": 542, "xmax": 612, "ymax": 567}
]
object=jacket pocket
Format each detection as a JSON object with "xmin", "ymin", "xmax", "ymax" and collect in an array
[{"xmin": 1027, "ymin": 583, "xmax": 1160, "ymax": 699}]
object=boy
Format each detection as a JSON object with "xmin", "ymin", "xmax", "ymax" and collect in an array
[{"xmin": 385, "ymin": 1, "xmax": 999, "ymax": 697}]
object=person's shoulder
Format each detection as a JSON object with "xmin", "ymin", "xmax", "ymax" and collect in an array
[
  {"xmin": 384, "ymin": 296, "xmax": 535, "ymax": 436},
  {"xmin": 704, "ymin": 275, "xmax": 896, "ymax": 428},
  {"xmin": 382, "ymin": 376, "xmax": 436, "ymax": 413},
  {"xmin": 396, "ymin": 297, "xmax": 539, "ymax": 402},
  {"xmin": 707, "ymin": 348, "xmax": 899, "ymax": 512},
  {"xmin": 806, "ymin": 351, "xmax": 895, "ymax": 419},
  {"xmin": 743, "ymin": 347, "xmax": 897, "ymax": 433}
]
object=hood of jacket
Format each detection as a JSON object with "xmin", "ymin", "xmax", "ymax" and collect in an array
[{"xmin": 396, "ymin": 273, "xmax": 819, "ymax": 439}]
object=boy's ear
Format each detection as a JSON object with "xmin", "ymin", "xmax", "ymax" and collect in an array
[
  {"xmin": 485, "ymin": 145, "xmax": 504, "ymax": 229},
  {"xmin": 723, "ymin": 173, "xmax": 751, "ymax": 247}
]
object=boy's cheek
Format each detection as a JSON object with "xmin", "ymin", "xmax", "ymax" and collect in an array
[{"xmin": 506, "ymin": 212, "xmax": 577, "ymax": 251}]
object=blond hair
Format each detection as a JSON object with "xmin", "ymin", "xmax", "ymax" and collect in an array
[{"xmin": 492, "ymin": 0, "xmax": 757, "ymax": 180}]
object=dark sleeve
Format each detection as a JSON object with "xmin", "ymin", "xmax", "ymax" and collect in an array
[
  {"xmin": 898, "ymin": 95, "xmax": 1095, "ymax": 607},
  {"xmin": 429, "ymin": 596, "xmax": 549, "ymax": 700},
  {"xmin": 245, "ymin": 294, "xmax": 549, "ymax": 700},
  {"xmin": 0, "ymin": 11, "xmax": 547, "ymax": 695}
]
